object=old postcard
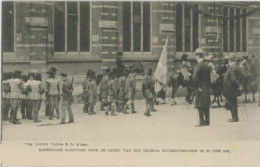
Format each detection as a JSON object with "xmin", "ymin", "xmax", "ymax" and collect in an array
[{"xmin": 1, "ymin": 1, "xmax": 260, "ymax": 167}]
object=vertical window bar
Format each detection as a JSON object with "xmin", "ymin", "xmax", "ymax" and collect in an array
[
  {"xmin": 123, "ymin": 2, "xmax": 131, "ymax": 52},
  {"xmin": 223, "ymin": 7, "xmax": 228, "ymax": 52},
  {"xmin": 67, "ymin": 2, "xmax": 78, "ymax": 51},
  {"xmin": 80, "ymin": 1, "xmax": 90, "ymax": 52},
  {"xmin": 184, "ymin": 4, "xmax": 191, "ymax": 52},
  {"xmin": 54, "ymin": 2, "xmax": 65, "ymax": 52},
  {"xmin": 229, "ymin": 8, "xmax": 234, "ymax": 52},
  {"xmin": 133, "ymin": 2, "xmax": 141, "ymax": 52},
  {"xmin": 176, "ymin": 3, "xmax": 182, "ymax": 52},
  {"xmin": 236, "ymin": 9, "xmax": 241, "ymax": 52},
  {"xmin": 143, "ymin": 2, "xmax": 150, "ymax": 52},
  {"xmin": 242, "ymin": 9, "xmax": 247, "ymax": 52},
  {"xmin": 192, "ymin": 4, "xmax": 199, "ymax": 52}
]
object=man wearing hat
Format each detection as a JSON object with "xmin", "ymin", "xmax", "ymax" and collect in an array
[
  {"xmin": 180, "ymin": 54, "xmax": 192, "ymax": 82},
  {"xmin": 223, "ymin": 54, "xmax": 242, "ymax": 122},
  {"xmin": 142, "ymin": 69, "xmax": 156, "ymax": 117},
  {"xmin": 2, "ymin": 72, "xmax": 11, "ymax": 121},
  {"xmin": 117, "ymin": 71, "xmax": 127, "ymax": 112},
  {"xmin": 46, "ymin": 68, "xmax": 60, "ymax": 120},
  {"xmin": 99, "ymin": 69, "xmax": 110, "ymax": 111},
  {"xmin": 82, "ymin": 70, "xmax": 91, "ymax": 113},
  {"xmin": 123, "ymin": 68, "xmax": 137, "ymax": 114},
  {"xmin": 192, "ymin": 48, "xmax": 211, "ymax": 127},
  {"xmin": 60, "ymin": 73, "xmax": 74, "ymax": 124},
  {"xmin": 9, "ymin": 70, "xmax": 23, "ymax": 124},
  {"xmin": 87, "ymin": 70, "xmax": 97, "ymax": 115},
  {"xmin": 105, "ymin": 72, "xmax": 117, "ymax": 116}
]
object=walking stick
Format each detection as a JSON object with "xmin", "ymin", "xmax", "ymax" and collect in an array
[{"xmin": 240, "ymin": 96, "xmax": 249, "ymax": 120}]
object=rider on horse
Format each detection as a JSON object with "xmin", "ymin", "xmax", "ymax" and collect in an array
[{"xmin": 180, "ymin": 54, "xmax": 192, "ymax": 86}]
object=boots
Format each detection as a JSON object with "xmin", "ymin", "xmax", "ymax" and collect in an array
[
  {"xmin": 131, "ymin": 103, "xmax": 137, "ymax": 113},
  {"xmin": 111, "ymin": 105, "xmax": 117, "ymax": 116},
  {"xmin": 151, "ymin": 102, "xmax": 157, "ymax": 112},
  {"xmin": 144, "ymin": 111, "xmax": 151, "ymax": 117},
  {"xmin": 122, "ymin": 104, "xmax": 129, "ymax": 114}
]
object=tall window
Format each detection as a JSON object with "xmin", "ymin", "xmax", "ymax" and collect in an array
[
  {"xmin": 2, "ymin": 1, "xmax": 14, "ymax": 52},
  {"xmin": 175, "ymin": 3, "xmax": 199, "ymax": 52},
  {"xmin": 54, "ymin": 2, "xmax": 90, "ymax": 52},
  {"xmin": 222, "ymin": 7, "xmax": 247, "ymax": 52},
  {"xmin": 123, "ymin": 2, "xmax": 151, "ymax": 52}
]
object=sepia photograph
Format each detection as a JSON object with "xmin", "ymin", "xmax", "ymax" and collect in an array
[{"xmin": 1, "ymin": 1, "xmax": 260, "ymax": 166}]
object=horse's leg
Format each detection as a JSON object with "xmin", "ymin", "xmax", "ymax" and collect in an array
[{"xmin": 171, "ymin": 85, "xmax": 179, "ymax": 105}]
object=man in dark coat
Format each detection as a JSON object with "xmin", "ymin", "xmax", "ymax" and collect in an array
[
  {"xmin": 223, "ymin": 55, "xmax": 242, "ymax": 122},
  {"xmin": 192, "ymin": 48, "xmax": 211, "ymax": 127}
]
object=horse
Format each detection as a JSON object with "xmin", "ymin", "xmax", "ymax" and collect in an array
[
  {"xmin": 210, "ymin": 65, "xmax": 227, "ymax": 107},
  {"xmin": 168, "ymin": 71, "xmax": 194, "ymax": 105},
  {"xmin": 241, "ymin": 59, "xmax": 258, "ymax": 103}
]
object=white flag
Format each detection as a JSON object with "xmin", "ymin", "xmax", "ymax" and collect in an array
[{"xmin": 154, "ymin": 36, "xmax": 168, "ymax": 93}]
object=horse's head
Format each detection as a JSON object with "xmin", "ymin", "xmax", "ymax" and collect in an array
[{"xmin": 129, "ymin": 61, "xmax": 145, "ymax": 75}]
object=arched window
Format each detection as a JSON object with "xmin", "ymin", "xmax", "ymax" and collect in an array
[
  {"xmin": 176, "ymin": 3, "xmax": 183, "ymax": 52},
  {"xmin": 223, "ymin": 7, "xmax": 228, "ymax": 52},
  {"xmin": 229, "ymin": 8, "xmax": 234, "ymax": 52}
]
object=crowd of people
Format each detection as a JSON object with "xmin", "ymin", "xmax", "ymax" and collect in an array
[{"xmin": 2, "ymin": 49, "xmax": 259, "ymax": 126}]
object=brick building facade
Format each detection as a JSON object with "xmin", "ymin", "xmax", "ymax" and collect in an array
[{"xmin": 2, "ymin": 1, "xmax": 260, "ymax": 77}]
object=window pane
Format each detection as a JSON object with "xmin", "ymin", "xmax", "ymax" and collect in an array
[
  {"xmin": 2, "ymin": 1, "xmax": 14, "ymax": 52},
  {"xmin": 236, "ymin": 9, "xmax": 240, "ymax": 52},
  {"xmin": 192, "ymin": 5, "xmax": 199, "ymax": 52},
  {"xmin": 54, "ymin": 2, "xmax": 65, "ymax": 51},
  {"xmin": 80, "ymin": 2, "xmax": 90, "ymax": 52},
  {"xmin": 67, "ymin": 2, "xmax": 78, "ymax": 51},
  {"xmin": 242, "ymin": 9, "xmax": 247, "ymax": 52},
  {"xmin": 185, "ymin": 5, "xmax": 191, "ymax": 52},
  {"xmin": 143, "ymin": 2, "xmax": 150, "ymax": 52},
  {"xmin": 176, "ymin": 3, "xmax": 182, "ymax": 52},
  {"xmin": 223, "ymin": 7, "xmax": 228, "ymax": 52},
  {"xmin": 229, "ymin": 8, "xmax": 234, "ymax": 52},
  {"xmin": 123, "ymin": 2, "xmax": 131, "ymax": 51},
  {"xmin": 133, "ymin": 2, "xmax": 141, "ymax": 52}
]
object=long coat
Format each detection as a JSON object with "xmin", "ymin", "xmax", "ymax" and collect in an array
[
  {"xmin": 192, "ymin": 60, "xmax": 211, "ymax": 108},
  {"xmin": 223, "ymin": 63, "xmax": 242, "ymax": 98}
]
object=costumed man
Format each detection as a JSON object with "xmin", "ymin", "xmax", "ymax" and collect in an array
[
  {"xmin": 20, "ymin": 74, "xmax": 29, "ymax": 119},
  {"xmin": 123, "ymin": 68, "xmax": 137, "ymax": 114},
  {"xmin": 82, "ymin": 70, "xmax": 91, "ymax": 113},
  {"xmin": 142, "ymin": 69, "xmax": 156, "ymax": 117},
  {"xmin": 223, "ymin": 55, "xmax": 243, "ymax": 122},
  {"xmin": 2, "ymin": 72, "xmax": 11, "ymax": 121},
  {"xmin": 26, "ymin": 73, "xmax": 45, "ymax": 122},
  {"xmin": 88, "ymin": 70, "xmax": 97, "ymax": 115},
  {"xmin": 192, "ymin": 48, "xmax": 211, "ymax": 127},
  {"xmin": 99, "ymin": 69, "xmax": 110, "ymax": 111},
  {"xmin": 239, "ymin": 54, "xmax": 251, "ymax": 101},
  {"xmin": 46, "ymin": 68, "xmax": 60, "ymax": 120},
  {"xmin": 205, "ymin": 55, "xmax": 219, "ymax": 84},
  {"xmin": 26, "ymin": 72, "xmax": 34, "ymax": 120},
  {"xmin": 117, "ymin": 71, "xmax": 127, "ymax": 112},
  {"xmin": 105, "ymin": 72, "xmax": 118, "ymax": 116},
  {"xmin": 180, "ymin": 54, "xmax": 192, "ymax": 85},
  {"xmin": 9, "ymin": 70, "xmax": 23, "ymax": 124},
  {"xmin": 60, "ymin": 73, "xmax": 74, "ymax": 124}
]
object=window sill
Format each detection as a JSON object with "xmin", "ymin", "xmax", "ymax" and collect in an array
[
  {"xmin": 52, "ymin": 52, "xmax": 101, "ymax": 62},
  {"xmin": 122, "ymin": 52, "xmax": 155, "ymax": 61}
]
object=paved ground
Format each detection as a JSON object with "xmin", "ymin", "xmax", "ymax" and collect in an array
[{"xmin": 2, "ymin": 96, "xmax": 260, "ymax": 141}]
